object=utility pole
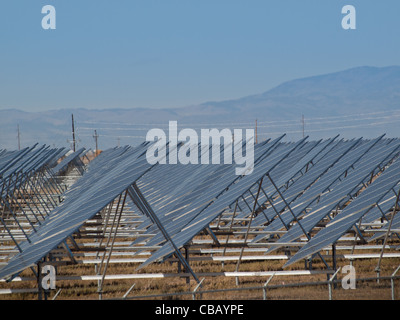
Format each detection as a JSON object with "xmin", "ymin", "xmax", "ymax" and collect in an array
[
  {"xmin": 93, "ymin": 130, "xmax": 99, "ymax": 155},
  {"xmin": 302, "ymin": 115, "xmax": 305, "ymax": 138},
  {"xmin": 17, "ymin": 124, "xmax": 21, "ymax": 150},
  {"xmin": 255, "ymin": 119, "xmax": 258, "ymax": 144},
  {"xmin": 71, "ymin": 114, "xmax": 76, "ymax": 152}
]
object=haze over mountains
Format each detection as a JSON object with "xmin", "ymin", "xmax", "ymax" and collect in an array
[{"xmin": 1, "ymin": 66, "xmax": 400, "ymax": 150}]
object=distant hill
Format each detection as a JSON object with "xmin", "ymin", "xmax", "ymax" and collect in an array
[{"xmin": 1, "ymin": 66, "xmax": 400, "ymax": 150}]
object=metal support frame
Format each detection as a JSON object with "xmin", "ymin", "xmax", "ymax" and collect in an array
[
  {"xmin": 266, "ymin": 173, "xmax": 331, "ymax": 270},
  {"xmin": 5, "ymin": 138, "xmax": 400, "ymax": 299},
  {"xmin": 221, "ymin": 201, "xmax": 239, "ymax": 268},
  {"xmin": 97, "ymin": 191, "xmax": 127, "ymax": 298},
  {"xmin": 6, "ymin": 173, "xmax": 37, "ymax": 233},
  {"xmin": 128, "ymin": 183, "xmax": 201, "ymax": 284},
  {"xmin": 375, "ymin": 187, "xmax": 400, "ymax": 281},
  {"xmin": 235, "ymin": 177, "xmax": 264, "ymax": 273},
  {"xmin": 206, "ymin": 227, "xmax": 220, "ymax": 246},
  {"xmin": 14, "ymin": 173, "xmax": 44, "ymax": 224},
  {"xmin": 0, "ymin": 150, "xmax": 72, "ymax": 286},
  {"xmin": 328, "ymin": 267, "xmax": 341, "ymax": 300},
  {"xmin": 391, "ymin": 264, "xmax": 400, "ymax": 300},
  {"xmin": 260, "ymin": 186, "xmax": 290, "ymax": 230},
  {"xmin": 262, "ymin": 273, "xmax": 275, "ymax": 300}
]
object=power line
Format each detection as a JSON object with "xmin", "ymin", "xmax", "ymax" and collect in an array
[
  {"xmin": 75, "ymin": 110, "xmax": 400, "ymax": 130},
  {"xmin": 70, "ymin": 109, "xmax": 400, "ymax": 144},
  {"xmin": 76, "ymin": 114, "xmax": 400, "ymax": 133},
  {"xmin": 258, "ymin": 117, "xmax": 400, "ymax": 136}
]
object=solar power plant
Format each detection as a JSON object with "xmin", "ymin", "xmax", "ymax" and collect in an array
[{"xmin": 2, "ymin": 135, "xmax": 400, "ymax": 299}]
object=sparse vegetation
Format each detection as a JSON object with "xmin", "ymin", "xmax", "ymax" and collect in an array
[{"xmin": 1, "ymin": 239, "xmax": 399, "ymax": 300}]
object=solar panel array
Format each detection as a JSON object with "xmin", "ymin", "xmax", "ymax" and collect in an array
[
  {"xmin": 262, "ymin": 138, "xmax": 400, "ymax": 252},
  {"xmin": 0, "ymin": 145, "xmax": 74, "ymax": 268},
  {"xmin": 1, "ymin": 135, "xmax": 400, "ymax": 282},
  {"xmin": 285, "ymin": 155, "xmax": 400, "ymax": 267}
]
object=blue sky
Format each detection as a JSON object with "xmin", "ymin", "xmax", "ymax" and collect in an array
[{"xmin": 1, "ymin": 0, "xmax": 400, "ymax": 112}]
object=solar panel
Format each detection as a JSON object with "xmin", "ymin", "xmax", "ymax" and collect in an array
[
  {"xmin": 284, "ymin": 157, "xmax": 400, "ymax": 267},
  {"xmin": 271, "ymin": 138, "xmax": 400, "ymax": 251},
  {"xmin": 130, "ymin": 136, "xmax": 288, "ymax": 247},
  {"xmin": 136, "ymin": 137, "xmax": 308, "ymax": 269},
  {"xmin": 249, "ymin": 139, "xmax": 361, "ymax": 228},
  {"xmin": 148, "ymin": 140, "xmax": 301, "ymax": 239},
  {"xmin": 252, "ymin": 137, "xmax": 386, "ymax": 240},
  {"xmin": 362, "ymin": 192, "xmax": 397, "ymax": 224},
  {"xmin": 51, "ymin": 148, "xmax": 86, "ymax": 175},
  {"xmin": 0, "ymin": 145, "xmax": 68, "ymax": 201},
  {"xmin": 249, "ymin": 139, "xmax": 338, "ymax": 227},
  {"xmin": 0, "ymin": 147, "xmax": 34, "ymax": 176},
  {"xmin": 0, "ymin": 145, "xmax": 154, "ymax": 280},
  {"xmin": 370, "ymin": 213, "xmax": 400, "ymax": 241}
]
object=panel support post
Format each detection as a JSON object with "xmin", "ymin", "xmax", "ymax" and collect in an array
[
  {"xmin": 37, "ymin": 262, "xmax": 48, "ymax": 301},
  {"xmin": 266, "ymin": 173, "xmax": 331, "ymax": 270},
  {"xmin": 235, "ymin": 177, "xmax": 264, "ymax": 273},
  {"xmin": 128, "ymin": 184, "xmax": 201, "ymax": 284},
  {"xmin": 221, "ymin": 200, "xmax": 239, "ymax": 269},
  {"xmin": 98, "ymin": 191, "xmax": 127, "ymax": 298},
  {"xmin": 332, "ymin": 244, "xmax": 337, "ymax": 288},
  {"xmin": 375, "ymin": 187, "xmax": 400, "ymax": 283},
  {"xmin": 37, "ymin": 263, "xmax": 42, "ymax": 301}
]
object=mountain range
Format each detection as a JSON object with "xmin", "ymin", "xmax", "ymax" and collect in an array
[{"xmin": 1, "ymin": 66, "xmax": 400, "ymax": 150}]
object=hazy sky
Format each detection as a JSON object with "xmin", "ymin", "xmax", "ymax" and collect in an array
[{"xmin": 1, "ymin": 0, "xmax": 400, "ymax": 112}]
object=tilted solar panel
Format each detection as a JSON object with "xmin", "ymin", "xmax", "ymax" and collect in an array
[
  {"xmin": 252, "ymin": 137, "xmax": 385, "ymax": 240},
  {"xmin": 0, "ymin": 145, "xmax": 154, "ymax": 280},
  {"xmin": 51, "ymin": 148, "xmax": 86, "ymax": 175},
  {"xmin": 270, "ymin": 138, "xmax": 400, "ymax": 251},
  {"xmin": 284, "ymin": 157, "xmax": 400, "ymax": 267},
  {"xmin": 136, "ymin": 138, "xmax": 308, "ymax": 269},
  {"xmin": 249, "ymin": 139, "xmax": 360, "ymax": 227}
]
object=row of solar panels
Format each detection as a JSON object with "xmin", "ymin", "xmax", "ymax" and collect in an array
[
  {"xmin": 134, "ymin": 135, "xmax": 400, "ymax": 269},
  {"xmin": 1, "ymin": 135, "xmax": 400, "ymax": 280},
  {"xmin": 1, "ymin": 145, "xmax": 64, "ymax": 180},
  {"xmin": 0, "ymin": 145, "xmax": 89, "ymax": 204},
  {"xmin": 0, "ymin": 145, "xmax": 88, "ymax": 267}
]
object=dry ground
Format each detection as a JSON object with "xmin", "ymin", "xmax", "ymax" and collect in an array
[{"xmin": 1, "ymin": 244, "xmax": 399, "ymax": 300}]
